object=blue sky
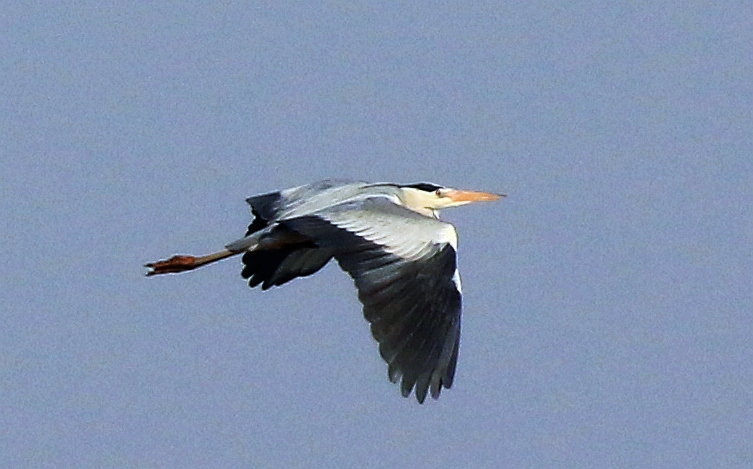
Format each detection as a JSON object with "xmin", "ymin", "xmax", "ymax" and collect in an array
[{"xmin": 2, "ymin": 2, "xmax": 751, "ymax": 468}]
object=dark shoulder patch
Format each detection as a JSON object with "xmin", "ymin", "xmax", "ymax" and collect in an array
[
  {"xmin": 245, "ymin": 209, "xmax": 268, "ymax": 236},
  {"xmin": 245, "ymin": 191, "xmax": 282, "ymax": 219},
  {"xmin": 245, "ymin": 191, "xmax": 283, "ymax": 236}
]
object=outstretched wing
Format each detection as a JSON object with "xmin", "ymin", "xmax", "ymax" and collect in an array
[{"xmin": 282, "ymin": 198, "xmax": 462, "ymax": 403}]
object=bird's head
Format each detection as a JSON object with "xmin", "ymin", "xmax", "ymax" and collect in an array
[{"xmin": 399, "ymin": 183, "xmax": 504, "ymax": 217}]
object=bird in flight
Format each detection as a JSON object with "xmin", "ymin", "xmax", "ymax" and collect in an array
[{"xmin": 146, "ymin": 180, "xmax": 502, "ymax": 403}]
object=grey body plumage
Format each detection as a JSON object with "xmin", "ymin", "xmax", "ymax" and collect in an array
[{"xmin": 146, "ymin": 179, "xmax": 502, "ymax": 403}]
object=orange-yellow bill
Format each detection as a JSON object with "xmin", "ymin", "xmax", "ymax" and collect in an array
[{"xmin": 445, "ymin": 189, "xmax": 505, "ymax": 203}]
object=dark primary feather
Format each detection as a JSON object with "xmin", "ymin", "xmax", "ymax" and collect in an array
[
  {"xmin": 282, "ymin": 209, "xmax": 461, "ymax": 403},
  {"xmin": 348, "ymin": 244, "xmax": 461, "ymax": 402},
  {"xmin": 241, "ymin": 247, "xmax": 333, "ymax": 290}
]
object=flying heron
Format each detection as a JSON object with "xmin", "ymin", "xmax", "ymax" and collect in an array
[{"xmin": 146, "ymin": 179, "xmax": 503, "ymax": 403}]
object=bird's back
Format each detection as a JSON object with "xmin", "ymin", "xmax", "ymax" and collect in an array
[{"xmin": 246, "ymin": 179, "xmax": 409, "ymax": 222}]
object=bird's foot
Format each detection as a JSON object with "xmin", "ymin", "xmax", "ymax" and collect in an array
[{"xmin": 144, "ymin": 255, "xmax": 199, "ymax": 276}]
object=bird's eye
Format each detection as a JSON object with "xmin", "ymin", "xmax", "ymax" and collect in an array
[{"xmin": 435, "ymin": 188, "xmax": 443, "ymax": 196}]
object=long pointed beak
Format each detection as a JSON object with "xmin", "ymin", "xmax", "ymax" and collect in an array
[{"xmin": 446, "ymin": 189, "xmax": 505, "ymax": 203}]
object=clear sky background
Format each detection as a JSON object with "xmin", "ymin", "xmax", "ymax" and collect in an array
[{"xmin": 2, "ymin": 2, "xmax": 751, "ymax": 468}]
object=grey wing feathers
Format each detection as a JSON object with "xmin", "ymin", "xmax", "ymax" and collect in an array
[
  {"xmin": 281, "ymin": 198, "xmax": 462, "ymax": 403},
  {"xmin": 338, "ymin": 242, "xmax": 461, "ymax": 403},
  {"xmin": 246, "ymin": 179, "xmax": 362, "ymax": 226}
]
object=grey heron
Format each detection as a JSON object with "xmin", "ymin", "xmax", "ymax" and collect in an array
[{"xmin": 146, "ymin": 180, "xmax": 502, "ymax": 403}]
